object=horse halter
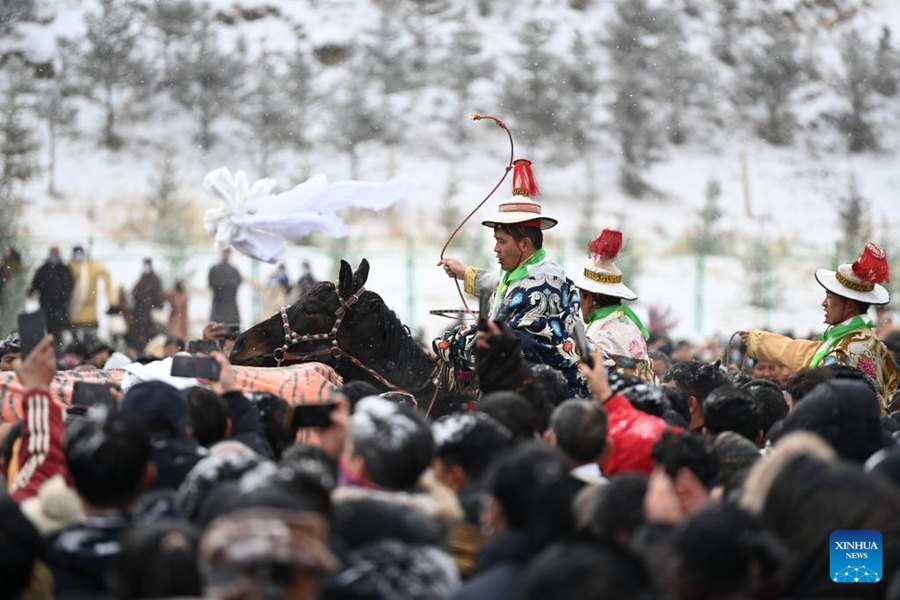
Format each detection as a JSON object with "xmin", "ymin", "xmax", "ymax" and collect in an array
[{"xmin": 272, "ymin": 285, "xmax": 366, "ymax": 367}]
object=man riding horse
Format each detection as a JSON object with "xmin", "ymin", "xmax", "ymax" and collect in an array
[{"xmin": 436, "ymin": 158, "xmax": 583, "ymax": 393}]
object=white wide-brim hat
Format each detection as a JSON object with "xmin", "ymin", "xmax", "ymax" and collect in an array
[
  {"xmin": 482, "ymin": 197, "xmax": 557, "ymax": 230},
  {"xmin": 815, "ymin": 266, "xmax": 890, "ymax": 305},
  {"xmin": 573, "ymin": 260, "xmax": 638, "ymax": 301}
]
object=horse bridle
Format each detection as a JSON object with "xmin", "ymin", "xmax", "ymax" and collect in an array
[{"xmin": 267, "ymin": 281, "xmax": 448, "ymax": 413}]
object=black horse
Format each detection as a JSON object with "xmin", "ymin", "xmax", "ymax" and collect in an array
[{"xmin": 230, "ymin": 259, "xmax": 469, "ymax": 416}]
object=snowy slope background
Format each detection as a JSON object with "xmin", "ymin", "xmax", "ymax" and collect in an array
[{"xmin": 2, "ymin": 0, "xmax": 900, "ymax": 344}]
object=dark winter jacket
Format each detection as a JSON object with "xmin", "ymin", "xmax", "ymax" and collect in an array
[
  {"xmin": 46, "ymin": 511, "xmax": 130, "ymax": 596},
  {"xmin": 208, "ymin": 261, "xmax": 241, "ymax": 324},
  {"xmin": 221, "ymin": 390, "xmax": 274, "ymax": 458},
  {"xmin": 130, "ymin": 272, "xmax": 165, "ymax": 350},
  {"xmin": 148, "ymin": 437, "xmax": 207, "ymax": 491},
  {"xmin": 324, "ymin": 492, "xmax": 461, "ymax": 600},
  {"xmin": 452, "ymin": 531, "xmax": 530, "ymax": 600},
  {"xmin": 29, "ymin": 259, "xmax": 75, "ymax": 332}
]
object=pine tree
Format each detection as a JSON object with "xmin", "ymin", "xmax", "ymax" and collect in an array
[
  {"xmin": 284, "ymin": 46, "xmax": 318, "ymax": 178},
  {"xmin": 147, "ymin": 0, "xmax": 196, "ymax": 86},
  {"xmin": 698, "ymin": 179, "xmax": 723, "ymax": 255},
  {"xmin": 443, "ymin": 10, "xmax": 489, "ymax": 148},
  {"xmin": 873, "ymin": 26, "xmax": 900, "ymax": 97},
  {"xmin": 0, "ymin": 58, "xmax": 38, "ymax": 330},
  {"xmin": 746, "ymin": 236, "xmax": 778, "ymax": 311},
  {"xmin": 237, "ymin": 50, "xmax": 293, "ymax": 175},
  {"xmin": 0, "ymin": 58, "xmax": 39, "ymax": 235},
  {"xmin": 838, "ymin": 173, "xmax": 870, "ymax": 257},
  {"xmin": 500, "ymin": 19, "xmax": 564, "ymax": 155},
  {"xmin": 560, "ymin": 32, "xmax": 599, "ymax": 162},
  {"xmin": 78, "ymin": 0, "xmax": 148, "ymax": 149},
  {"xmin": 172, "ymin": 19, "xmax": 243, "ymax": 150},
  {"xmin": 604, "ymin": 0, "xmax": 667, "ymax": 195},
  {"xmin": 0, "ymin": 0, "xmax": 36, "ymax": 37},
  {"xmin": 713, "ymin": 0, "xmax": 740, "ymax": 65},
  {"xmin": 327, "ymin": 58, "xmax": 380, "ymax": 179},
  {"xmin": 35, "ymin": 42, "xmax": 78, "ymax": 197},
  {"xmin": 147, "ymin": 149, "xmax": 191, "ymax": 279},
  {"xmin": 740, "ymin": 12, "xmax": 803, "ymax": 145},
  {"xmin": 656, "ymin": 14, "xmax": 704, "ymax": 146},
  {"xmin": 839, "ymin": 30, "xmax": 878, "ymax": 152},
  {"xmin": 365, "ymin": 4, "xmax": 410, "ymax": 156}
]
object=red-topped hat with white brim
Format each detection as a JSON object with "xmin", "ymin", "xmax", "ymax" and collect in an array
[
  {"xmin": 481, "ymin": 158, "xmax": 557, "ymax": 230},
  {"xmin": 572, "ymin": 229, "xmax": 638, "ymax": 301},
  {"xmin": 815, "ymin": 242, "xmax": 891, "ymax": 305}
]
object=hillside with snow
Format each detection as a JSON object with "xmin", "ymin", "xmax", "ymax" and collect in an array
[{"xmin": 2, "ymin": 0, "xmax": 900, "ymax": 342}]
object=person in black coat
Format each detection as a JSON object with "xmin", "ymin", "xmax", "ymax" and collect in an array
[
  {"xmin": 130, "ymin": 258, "xmax": 165, "ymax": 352},
  {"xmin": 28, "ymin": 246, "xmax": 75, "ymax": 343}
]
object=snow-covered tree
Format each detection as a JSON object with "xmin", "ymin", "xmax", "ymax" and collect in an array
[
  {"xmin": 147, "ymin": 149, "xmax": 191, "ymax": 279},
  {"xmin": 0, "ymin": 58, "xmax": 39, "ymax": 227},
  {"xmin": 35, "ymin": 42, "xmax": 79, "ymax": 197},
  {"xmin": 500, "ymin": 19, "xmax": 565, "ymax": 156},
  {"xmin": 237, "ymin": 50, "xmax": 293, "ymax": 175},
  {"xmin": 146, "ymin": 0, "xmax": 196, "ymax": 85},
  {"xmin": 172, "ymin": 19, "xmax": 243, "ymax": 150},
  {"xmin": 739, "ymin": 13, "xmax": 803, "ymax": 145},
  {"xmin": 746, "ymin": 237, "xmax": 778, "ymax": 311},
  {"xmin": 284, "ymin": 46, "xmax": 318, "ymax": 178},
  {"xmin": 78, "ymin": 0, "xmax": 148, "ymax": 149},
  {"xmin": 0, "ymin": 0, "xmax": 36, "ymax": 37},
  {"xmin": 443, "ymin": 10, "xmax": 489, "ymax": 148},
  {"xmin": 873, "ymin": 26, "xmax": 900, "ymax": 97},
  {"xmin": 327, "ymin": 58, "xmax": 381, "ymax": 179},
  {"xmin": 365, "ymin": 4, "xmax": 411, "ymax": 161},
  {"xmin": 838, "ymin": 173, "xmax": 871, "ymax": 257},
  {"xmin": 698, "ymin": 179, "xmax": 724, "ymax": 255},
  {"xmin": 838, "ymin": 30, "xmax": 878, "ymax": 152}
]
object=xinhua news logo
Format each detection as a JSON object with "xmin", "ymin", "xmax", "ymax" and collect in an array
[{"xmin": 830, "ymin": 530, "xmax": 882, "ymax": 584}]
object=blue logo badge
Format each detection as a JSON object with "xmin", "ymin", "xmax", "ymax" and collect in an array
[{"xmin": 830, "ymin": 530, "xmax": 882, "ymax": 583}]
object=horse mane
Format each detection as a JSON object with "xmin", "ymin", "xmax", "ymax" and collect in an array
[{"xmin": 355, "ymin": 290, "xmax": 433, "ymax": 389}]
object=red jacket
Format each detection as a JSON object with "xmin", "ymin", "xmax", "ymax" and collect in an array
[
  {"xmin": 9, "ymin": 388, "xmax": 69, "ymax": 502},
  {"xmin": 601, "ymin": 393, "xmax": 678, "ymax": 476}
]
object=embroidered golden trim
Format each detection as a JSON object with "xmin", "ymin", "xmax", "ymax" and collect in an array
[
  {"xmin": 584, "ymin": 270, "xmax": 622, "ymax": 284},
  {"xmin": 836, "ymin": 271, "xmax": 874, "ymax": 292},
  {"xmin": 464, "ymin": 266, "xmax": 479, "ymax": 296}
]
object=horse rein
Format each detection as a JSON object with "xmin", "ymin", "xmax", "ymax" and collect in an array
[{"xmin": 269, "ymin": 285, "xmax": 442, "ymax": 406}]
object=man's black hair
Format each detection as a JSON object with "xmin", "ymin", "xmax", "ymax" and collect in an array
[
  {"xmin": 672, "ymin": 503, "xmax": 786, "ymax": 599},
  {"xmin": 495, "ymin": 224, "xmax": 543, "ymax": 250},
  {"xmin": 550, "ymin": 399, "xmax": 608, "ymax": 465},
  {"xmin": 185, "ymin": 387, "xmax": 229, "ymax": 448},
  {"xmin": 524, "ymin": 539, "xmax": 651, "ymax": 600},
  {"xmin": 662, "ymin": 385, "xmax": 690, "ymax": 424},
  {"xmin": 487, "ymin": 442, "xmax": 579, "ymax": 552},
  {"xmin": 741, "ymin": 379, "xmax": 789, "ymax": 435},
  {"xmin": 477, "ymin": 391, "xmax": 537, "ymax": 442},
  {"xmin": 334, "ymin": 380, "xmax": 380, "ymax": 410},
  {"xmin": 702, "ymin": 385, "xmax": 763, "ymax": 442},
  {"xmin": 246, "ymin": 391, "xmax": 293, "ymax": 458},
  {"xmin": 432, "ymin": 412, "xmax": 513, "ymax": 482},
  {"xmin": 651, "ymin": 430, "xmax": 719, "ymax": 489},
  {"xmin": 66, "ymin": 413, "xmax": 152, "ymax": 508},
  {"xmin": 583, "ymin": 474, "xmax": 649, "ymax": 544},
  {"xmin": 0, "ymin": 498, "xmax": 42, "ymax": 599},
  {"xmin": 785, "ymin": 368, "xmax": 834, "ymax": 405},
  {"xmin": 351, "ymin": 398, "xmax": 434, "ymax": 490},
  {"xmin": 662, "ymin": 361, "xmax": 730, "ymax": 403},
  {"xmin": 529, "ymin": 364, "xmax": 569, "ymax": 408},
  {"xmin": 107, "ymin": 520, "xmax": 202, "ymax": 599}
]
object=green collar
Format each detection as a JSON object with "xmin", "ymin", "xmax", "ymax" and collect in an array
[
  {"xmin": 586, "ymin": 304, "xmax": 650, "ymax": 340},
  {"xmin": 809, "ymin": 315, "xmax": 873, "ymax": 368},
  {"xmin": 494, "ymin": 248, "xmax": 546, "ymax": 310}
]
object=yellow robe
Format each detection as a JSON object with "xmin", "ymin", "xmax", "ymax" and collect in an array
[
  {"xmin": 748, "ymin": 326, "xmax": 900, "ymax": 408},
  {"xmin": 68, "ymin": 260, "xmax": 114, "ymax": 328}
]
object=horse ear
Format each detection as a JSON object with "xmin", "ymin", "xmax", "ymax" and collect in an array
[
  {"xmin": 353, "ymin": 258, "xmax": 370, "ymax": 290},
  {"xmin": 338, "ymin": 260, "xmax": 353, "ymax": 299}
]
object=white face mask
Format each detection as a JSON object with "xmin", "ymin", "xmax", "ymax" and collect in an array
[{"xmin": 73, "ymin": 252, "xmax": 84, "ymax": 262}]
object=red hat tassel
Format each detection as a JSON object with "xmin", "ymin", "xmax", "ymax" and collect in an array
[
  {"xmin": 851, "ymin": 242, "xmax": 890, "ymax": 285},
  {"xmin": 589, "ymin": 229, "xmax": 624, "ymax": 260},
  {"xmin": 511, "ymin": 158, "xmax": 539, "ymax": 197}
]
